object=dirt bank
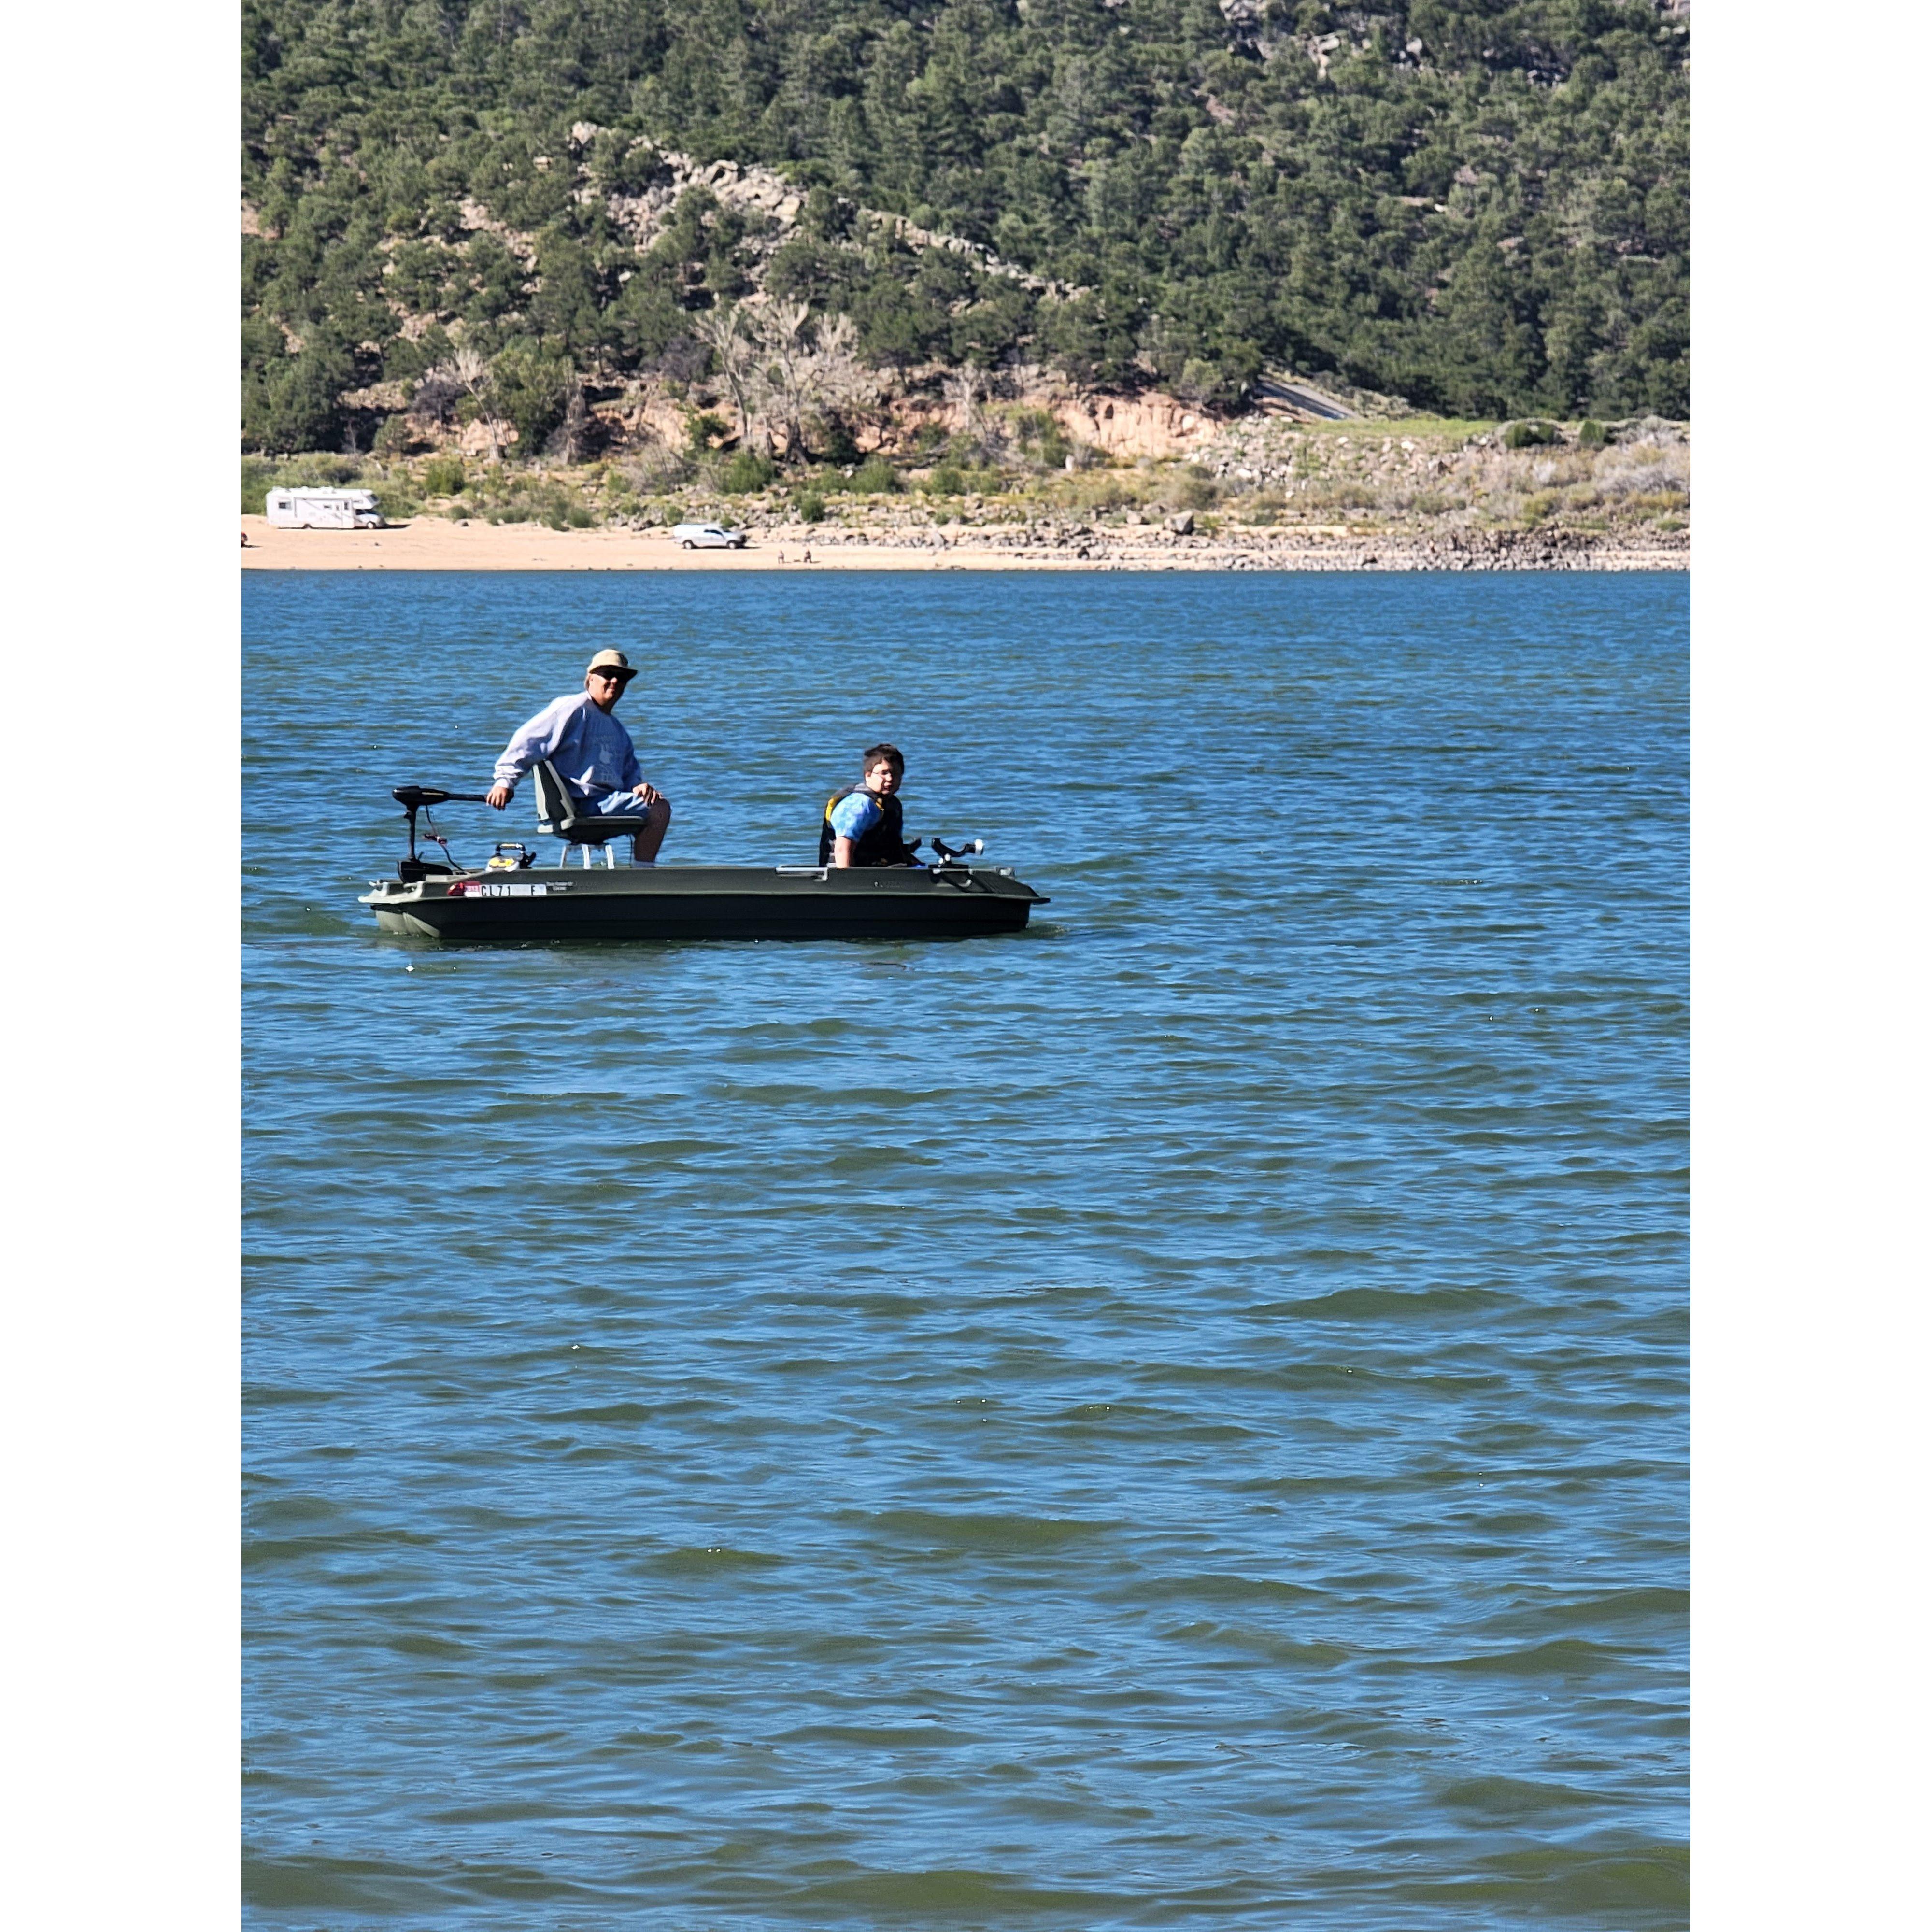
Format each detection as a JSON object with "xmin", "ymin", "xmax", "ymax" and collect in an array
[{"xmin": 241, "ymin": 516, "xmax": 1685, "ymax": 573}]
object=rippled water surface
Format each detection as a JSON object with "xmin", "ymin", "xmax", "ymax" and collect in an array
[{"xmin": 244, "ymin": 571, "xmax": 1688, "ymax": 1928}]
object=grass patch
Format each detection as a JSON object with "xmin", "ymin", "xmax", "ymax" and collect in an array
[
  {"xmin": 1302, "ymin": 417, "xmax": 1497, "ymax": 440},
  {"xmin": 1305, "ymin": 481, "xmax": 1378, "ymax": 510}
]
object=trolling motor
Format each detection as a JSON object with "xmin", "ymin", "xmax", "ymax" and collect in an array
[{"xmin": 393, "ymin": 784, "xmax": 490, "ymax": 881}]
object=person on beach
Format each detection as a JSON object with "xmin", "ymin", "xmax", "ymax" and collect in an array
[
  {"xmin": 486, "ymin": 649, "xmax": 671, "ymax": 864},
  {"xmin": 818, "ymin": 744, "xmax": 918, "ymax": 867}
]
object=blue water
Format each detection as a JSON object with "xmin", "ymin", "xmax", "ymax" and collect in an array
[{"xmin": 244, "ymin": 571, "xmax": 1688, "ymax": 1927}]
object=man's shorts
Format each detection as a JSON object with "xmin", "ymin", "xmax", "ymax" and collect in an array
[{"xmin": 583, "ymin": 788, "xmax": 661, "ymax": 819}]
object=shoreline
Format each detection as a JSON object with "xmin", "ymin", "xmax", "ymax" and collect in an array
[{"xmin": 240, "ymin": 516, "xmax": 1686, "ymax": 573}]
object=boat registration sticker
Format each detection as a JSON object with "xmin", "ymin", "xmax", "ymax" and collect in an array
[{"xmin": 449, "ymin": 879, "xmax": 549, "ymax": 898}]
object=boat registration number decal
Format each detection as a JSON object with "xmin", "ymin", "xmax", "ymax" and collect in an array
[{"xmin": 449, "ymin": 880, "xmax": 550, "ymax": 898}]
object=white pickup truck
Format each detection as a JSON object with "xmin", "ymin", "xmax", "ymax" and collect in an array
[{"xmin": 670, "ymin": 521, "xmax": 747, "ymax": 549}]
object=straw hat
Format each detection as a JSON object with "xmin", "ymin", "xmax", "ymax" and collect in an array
[{"xmin": 586, "ymin": 649, "xmax": 638, "ymax": 684}]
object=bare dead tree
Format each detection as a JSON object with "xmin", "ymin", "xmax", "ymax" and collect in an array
[
  {"xmin": 792, "ymin": 312, "xmax": 882, "ymax": 455},
  {"xmin": 748, "ymin": 299, "xmax": 812, "ymax": 458},
  {"xmin": 943, "ymin": 362, "xmax": 1005, "ymax": 464},
  {"xmin": 944, "ymin": 363, "xmax": 984, "ymax": 440},
  {"xmin": 693, "ymin": 306, "xmax": 757, "ymax": 450},
  {"xmin": 556, "ymin": 378, "xmax": 590, "ymax": 465},
  {"xmin": 693, "ymin": 303, "xmax": 887, "ymax": 462},
  {"xmin": 410, "ymin": 367, "xmax": 463, "ymax": 424},
  {"xmin": 449, "ymin": 345, "xmax": 503, "ymax": 462}
]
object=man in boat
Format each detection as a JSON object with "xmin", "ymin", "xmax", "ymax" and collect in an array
[
  {"xmin": 819, "ymin": 743, "xmax": 919, "ymax": 867},
  {"xmin": 486, "ymin": 649, "xmax": 672, "ymax": 864}
]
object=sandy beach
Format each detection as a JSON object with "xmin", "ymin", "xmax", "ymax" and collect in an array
[{"xmin": 240, "ymin": 515, "xmax": 1685, "ymax": 573}]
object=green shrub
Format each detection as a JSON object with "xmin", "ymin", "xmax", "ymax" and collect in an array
[
  {"xmin": 851, "ymin": 456, "xmax": 897, "ymax": 494},
  {"xmin": 1011, "ymin": 407, "xmax": 1072, "ymax": 469},
  {"xmin": 797, "ymin": 492, "xmax": 826, "ymax": 523},
  {"xmin": 372, "ymin": 414, "xmax": 415, "ymax": 458},
  {"xmin": 372, "ymin": 489, "xmax": 421, "ymax": 521},
  {"xmin": 1070, "ymin": 473, "xmax": 1136, "ymax": 511},
  {"xmin": 1307, "ymin": 480, "xmax": 1377, "ymax": 510},
  {"xmin": 813, "ymin": 418, "xmax": 862, "ymax": 466},
  {"xmin": 686, "ymin": 412, "xmax": 729, "ymax": 454},
  {"xmin": 490, "ymin": 341, "xmax": 574, "ymax": 455},
  {"xmin": 421, "ymin": 455, "xmax": 465, "ymax": 496},
  {"xmin": 923, "ymin": 465, "xmax": 966, "ymax": 496},
  {"xmin": 271, "ymin": 454, "xmax": 362, "ymax": 485},
  {"xmin": 1167, "ymin": 472, "xmax": 1221, "ymax": 511},
  {"xmin": 723, "ymin": 448, "xmax": 777, "ymax": 493},
  {"xmin": 242, "ymin": 458, "xmax": 275, "ymax": 515},
  {"xmin": 1504, "ymin": 420, "xmax": 1561, "ymax": 449},
  {"xmin": 1577, "ymin": 419, "xmax": 1607, "ymax": 449}
]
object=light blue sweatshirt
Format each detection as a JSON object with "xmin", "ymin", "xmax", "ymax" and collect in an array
[{"xmin": 492, "ymin": 693, "xmax": 643, "ymax": 800}]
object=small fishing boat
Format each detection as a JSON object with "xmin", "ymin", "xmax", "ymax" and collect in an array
[{"xmin": 359, "ymin": 781, "xmax": 1049, "ymax": 943}]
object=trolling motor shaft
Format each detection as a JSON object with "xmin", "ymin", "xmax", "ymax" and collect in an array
[{"xmin": 393, "ymin": 784, "xmax": 491, "ymax": 877}]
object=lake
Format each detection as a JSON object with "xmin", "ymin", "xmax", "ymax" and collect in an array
[{"xmin": 244, "ymin": 569, "xmax": 1688, "ymax": 1928}]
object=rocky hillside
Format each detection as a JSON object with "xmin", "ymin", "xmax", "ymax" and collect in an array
[{"xmin": 243, "ymin": 0, "xmax": 1690, "ymax": 459}]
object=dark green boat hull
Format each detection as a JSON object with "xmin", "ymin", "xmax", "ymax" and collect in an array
[{"xmin": 361, "ymin": 863, "xmax": 1047, "ymax": 943}]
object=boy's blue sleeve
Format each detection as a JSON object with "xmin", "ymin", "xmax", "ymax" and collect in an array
[{"xmin": 828, "ymin": 794, "xmax": 883, "ymax": 838}]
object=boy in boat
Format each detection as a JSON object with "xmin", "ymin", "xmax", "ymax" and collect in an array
[
  {"xmin": 485, "ymin": 649, "xmax": 671, "ymax": 863},
  {"xmin": 819, "ymin": 743, "xmax": 919, "ymax": 867}
]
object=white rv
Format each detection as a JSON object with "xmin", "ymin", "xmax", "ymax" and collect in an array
[{"xmin": 264, "ymin": 486, "xmax": 384, "ymax": 529}]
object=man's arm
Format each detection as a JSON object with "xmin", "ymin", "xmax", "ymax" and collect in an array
[
  {"xmin": 834, "ymin": 835, "xmax": 856, "ymax": 867},
  {"xmin": 486, "ymin": 696, "xmax": 577, "ymax": 809}
]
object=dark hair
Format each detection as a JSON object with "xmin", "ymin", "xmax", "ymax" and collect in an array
[{"xmin": 862, "ymin": 742, "xmax": 905, "ymax": 772}]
